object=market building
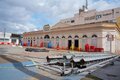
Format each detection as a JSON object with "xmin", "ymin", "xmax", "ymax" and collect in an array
[{"xmin": 23, "ymin": 7, "xmax": 120, "ymax": 53}]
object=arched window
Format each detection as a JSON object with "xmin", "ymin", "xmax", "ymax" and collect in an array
[
  {"xmin": 82, "ymin": 35, "xmax": 88, "ymax": 50},
  {"xmin": 56, "ymin": 36, "xmax": 59, "ymax": 38},
  {"xmin": 37, "ymin": 37, "xmax": 39, "ymax": 39},
  {"xmin": 62, "ymin": 36, "xmax": 65, "ymax": 38},
  {"xmin": 75, "ymin": 35, "xmax": 79, "ymax": 38},
  {"xmin": 40, "ymin": 37, "xmax": 43, "ymax": 39},
  {"xmin": 51, "ymin": 36, "xmax": 54, "ymax": 39},
  {"xmin": 68, "ymin": 35, "xmax": 72, "ymax": 38},
  {"xmin": 44, "ymin": 35, "xmax": 50, "ymax": 39},
  {"xmin": 56, "ymin": 36, "xmax": 59, "ymax": 47},
  {"xmin": 44, "ymin": 35, "xmax": 50, "ymax": 47},
  {"xmin": 92, "ymin": 34, "xmax": 97, "ymax": 38},
  {"xmin": 62, "ymin": 36, "xmax": 65, "ymax": 48},
  {"xmin": 82, "ymin": 35, "xmax": 87, "ymax": 38},
  {"xmin": 91, "ymin": 34, "xmax": 97, "ymax": 47}
]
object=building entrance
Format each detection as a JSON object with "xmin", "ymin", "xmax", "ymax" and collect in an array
[
  {"xmin": 74, "ymin": 39, "xmax": 79, "ymax": 49},
  {"xmin": 31, "ymin": 40, "xmax": 32, "ymax": 46},
  {"xmin": 44, "ymin": 35, "xmax": 50, "ymax": 48},
  {"xmin": 68, "ymin": 40, "xmax": 72, "ymax": 49}
]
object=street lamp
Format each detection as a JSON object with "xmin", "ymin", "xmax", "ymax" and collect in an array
[{"xmin": 3, "ymin": 28, "xmax": 6, "ymax": 43}]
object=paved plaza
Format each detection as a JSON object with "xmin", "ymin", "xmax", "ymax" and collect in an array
[{"xmin": 0, "ymin": 45, "xmax": 120, "ymax": 80}]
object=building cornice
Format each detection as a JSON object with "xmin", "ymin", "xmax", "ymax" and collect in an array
[{"xmin": 23, "ymin": 22, "xmax": 116, "ymax": 36}]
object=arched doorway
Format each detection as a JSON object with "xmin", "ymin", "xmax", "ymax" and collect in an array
[
  {"xmin": 33, "ymin": 37, "xmax": 36, "ymax": 46},
  {"xmin": 82, "ymin": 35, "xmax": 87, "ymax": 51},
  {"xmin": 62, "ymin": 36, "xmax": 65, "ymax": 49},
  {"xmin": 30, "ymin": 37, "xmax": 32, "ymax": 46},
  {"xmin": 74, "ymin": 35, "xmax": 79, "ymax": 50},
  {"xmin": 68, "ymin": 35, "xmax": 72, "ymax": 49},
  {"xmin": 40, "ymin": 37, "xmax": 43, "ymax": 47},
  {"xmin": 56, "ymin": 36, "xmax": 59, "ymax": 48},
  {"xmin": 44, "ymin": 35, "xmax": 50, "ymax": 47},
  {"xmin": 27, "ymin": 40, "xmax": 30, "ymax": 46},
  {"xmin": 51, "ymin": 36, "xmax": 54, "ymax": 48},
  {"xmin": 37, "ymin": 37, "xmax": 39, "ymax": 46},
  {"xmin": 91, "ymin": 34, "xmax": 97, "ymax": 47}
]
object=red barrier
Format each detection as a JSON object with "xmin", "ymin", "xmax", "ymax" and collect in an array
[
  {"xmin": 94, "ymin": 48, "xmax": 98, "ymax": 52},
  {"xmin": 90, "ymin": 46, "xmax": 95, "ymax": 52},
  {"xmin": 30, "ymin": 43, "xmax": 32, "ymax": 46},
  {"xmin": 85, "ymin": 44, "xmax": 90, "ymax": 52},
  {"xmin": 56, "ymin": 45, "xmax": 59, "ymax": 50},
  {"xmin": 94, "ymin": 48, "xmax": 104, "ymax": 52},
  {"xmin": 1, "ymin": 42, "xmax": 4, "ymax": 45},
  {"xmin": 40, "ymin": 42, "xmax": 43, "ymax": 47},
  {"xmin": 33, "ymin": 43, "xmax": 37, "ymax": 47},
  {"xmin": 80, "ymin": 48, "xmax": 82, "ymax": 51},
  {"xmin": 7, "ymin": 43, "xmax": 10, "ymax": 45},
  {"xmin": 23, "ymin": 43, "xmax": 27, "ymax": 46},
  {"xmin": 99, "ymin": 48, "xmax": 104, "ymax": 52}
]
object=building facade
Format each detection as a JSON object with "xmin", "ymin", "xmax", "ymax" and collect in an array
[
  {"xmin": 0, "ymin": 32, "xmax": 11, "ymax": 44},
  {"xmin": 23, "ymin": 7, "xmax": 120, "ymax": 53},
  {"xmin": 0, "ymin": 32, "xmax": 21, "ymax": 45}
]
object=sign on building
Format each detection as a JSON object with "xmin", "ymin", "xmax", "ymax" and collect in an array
[{"xmin": 106, "ymin": 34, "xmax": 114, "ymax": 41}]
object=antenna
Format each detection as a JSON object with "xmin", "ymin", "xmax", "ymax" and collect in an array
[
  {"xmin": 79, "ymin": 0, "xmax": 88, "ymax": 14},
  {"xmin": 86, "ymin": 0, "xmax": 88, "ymax": 9}
]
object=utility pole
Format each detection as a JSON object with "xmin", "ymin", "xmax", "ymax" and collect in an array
[{"xmin": 3, "ymin": 28, "xmax": 6, "ymax": 43}]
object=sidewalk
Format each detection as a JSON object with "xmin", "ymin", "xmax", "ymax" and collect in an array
[{"xmin": 90, "ymin": 57, "xmax": 120, "ymax": 80}]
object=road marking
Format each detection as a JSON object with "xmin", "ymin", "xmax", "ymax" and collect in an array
[
  {"xmin": 0, "ymin": 67, "xmax": 15, "ymax": 69},
  {"xmin": 31, "ymin": 59, "xmax": 39, "ymax": 68}
]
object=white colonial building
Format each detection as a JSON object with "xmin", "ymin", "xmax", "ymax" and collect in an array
[{"xmin": 23, "ymin": 7, "xmax": 120, "ymax": 53}]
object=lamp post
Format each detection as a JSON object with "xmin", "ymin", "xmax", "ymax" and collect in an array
[{"xmin": 3, "ymin": 28, "xmax": 6, "ymax": 43}]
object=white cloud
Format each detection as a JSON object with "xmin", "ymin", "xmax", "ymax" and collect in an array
[
  {"xmin": 89, "ymin": 0, "xmax": 120, "ymax": 11},
  {"xmin": 0, "ymin": 0, "xmax": 120, "ymax": 33},
  {"xmin": 34, "ymin": 0, "xmax": 120, "ymax": 19}
]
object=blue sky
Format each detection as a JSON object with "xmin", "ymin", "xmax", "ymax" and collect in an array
[{"xmin": 0, "ymin": 0, "xmax": 120, "ymax": 33}]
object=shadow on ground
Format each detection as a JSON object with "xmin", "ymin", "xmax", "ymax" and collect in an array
[
  {"xmin": 0, "ymin": 48, "xmax": 8, "ymax": 54},
  {"xmin": 0, "ymin": 55, "xmax": 53, "ymax": 80}
]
